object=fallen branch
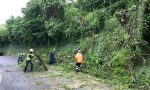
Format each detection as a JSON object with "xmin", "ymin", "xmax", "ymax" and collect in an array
[
  {"xmin": 34, "ymin": 53, "xmax": 48, "ymax": 71},
  {"xmin": 128, "ymin": 56, "xmax": 136, "ymax": 82},
  {"xmin": 141, "ymin": 56, "xmax": 146, "ymax": 65}
]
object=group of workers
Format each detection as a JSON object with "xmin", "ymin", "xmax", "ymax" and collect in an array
[{"xmin": 18, "ymin": 48, "xmax": 84, "ymax": 72}]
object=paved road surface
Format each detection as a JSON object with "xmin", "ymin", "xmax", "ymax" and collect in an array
[
  {"xmin": 0, "ymin": 56, "xmax": 114, "ymax": 90},
  {"xmin": 0, "ymin": 56, "xmax": 40, "ymax": 90}
]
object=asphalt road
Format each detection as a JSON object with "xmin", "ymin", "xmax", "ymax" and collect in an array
[
  {"xmin": 0, "ymin": 56, "xmax": 114, "ymax": 90},
  {"xmin": 0, "ymin": 56, "xmax": 36, "ymax": 90},
  {"xmin": 0, "ymin": 56, "xmax": 56, "ymax": 90}
]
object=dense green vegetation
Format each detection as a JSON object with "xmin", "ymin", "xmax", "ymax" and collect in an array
[{"xmin": 0, "ymin": 0, "xmax": 150, "ymax": 89}]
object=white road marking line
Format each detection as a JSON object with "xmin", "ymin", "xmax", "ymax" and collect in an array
[{"xmin": 0, "ymin": 69, "xmax": 2, "ymax": 84}]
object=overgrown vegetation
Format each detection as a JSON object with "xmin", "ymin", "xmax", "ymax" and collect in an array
[{"xmin": 0, "ymin": 0, "xmax": 150, "ymax": 89}]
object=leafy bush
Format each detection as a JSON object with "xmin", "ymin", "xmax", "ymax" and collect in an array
[
  {"xmin": 108, "ymin": 0, "xmax": 128, "ymax": 15},
  {"xmin": 45, "ymin": 18, "xmax": 64, "ymax": 42},
  {"xmin": 0, "ymin": 24, "xmax": 9, "ymax": 46},
  {"xmin": 110, "ymin": 48, "xmax": 130, "ymax": 66},
  {"xmin": 104, "ymin": 17, "xmax": 120, "ymax": 31},
  {"xmin": 85, "ymin": 9, "xmax": 106, "ymax": 33}
]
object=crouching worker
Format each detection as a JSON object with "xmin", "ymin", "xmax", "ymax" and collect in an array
[
  {"xmin": 49, "ymin": 49, "xmax": 56, "ymax": 64},
  {"xmin": 18, "ymin": 53, "xmax": 24, "ymax": 64},
  {"xmin": 75, "ymin": 49, "xmax": 84, "ymax": 72},
  {"xmin": 24, "ymin": 49, "xmax": 34, "ymax": 72}
]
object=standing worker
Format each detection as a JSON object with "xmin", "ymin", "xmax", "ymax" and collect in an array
[
  {"xmin": 75, "ymin": 49, "xmax": 84, "ymax": 71},
  {"xmin": 49, "ymin": 48, "xmax": 56, "ymax": 64},
  {"xmin": 24, "ymin": 49, "xmax": 34, "ymax": 72}
]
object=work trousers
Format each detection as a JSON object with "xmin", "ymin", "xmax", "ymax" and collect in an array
[
  {"xmin": 24, "ymin": 60, "xmax": 33, "ymax": 72},
  {"xmin": 76, "ymin": 63, "xmax": 81, "ymax": 71}
]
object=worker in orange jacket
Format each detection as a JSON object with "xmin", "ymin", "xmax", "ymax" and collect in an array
[{"xmin": 75, "ymin": 49, "xmax": 84, "ymax": 71}]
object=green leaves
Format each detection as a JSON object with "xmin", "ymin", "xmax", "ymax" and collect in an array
[
  {"xmin": 4, "ymin": 0, "xmax": 66, "ymax": 46},
  {"xmin": 142, "ymin": 0, "xmax": 150, "ymax": 44},
  {"xmin": 110, "ymin": 48, "xmax": 130, "ymax": 66},
  {"xmin": 0, "ymin": 24, "xmax": 8, "ymax": 42},
  {"xmin": 85, "ymin": 11, "xmax": 99, "ymax": 29},
  {"xmin": 45, "ymin": 18, "xmax": 63, "ymax": 38},
  {"xmin": 104, "ymin": 17, "xmax": 120, "ymax": 31},
  {"xmin": 22, "ymin": 0, "xmax": 42, "ymax": 19}
]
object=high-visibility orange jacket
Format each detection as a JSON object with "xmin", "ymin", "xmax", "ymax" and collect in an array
[{"xmin": 75, "ymin": 53, "xmax": 83, "ymax": 63}]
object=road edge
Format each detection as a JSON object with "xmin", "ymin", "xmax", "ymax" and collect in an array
[{"xmin": 0, "ymin": 69, "xmax": 2, "ymax": 84}]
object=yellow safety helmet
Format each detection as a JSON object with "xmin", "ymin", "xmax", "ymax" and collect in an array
[{"xmin": 29, "ymin": 49, "xmax": 34, "ymax": 52}]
